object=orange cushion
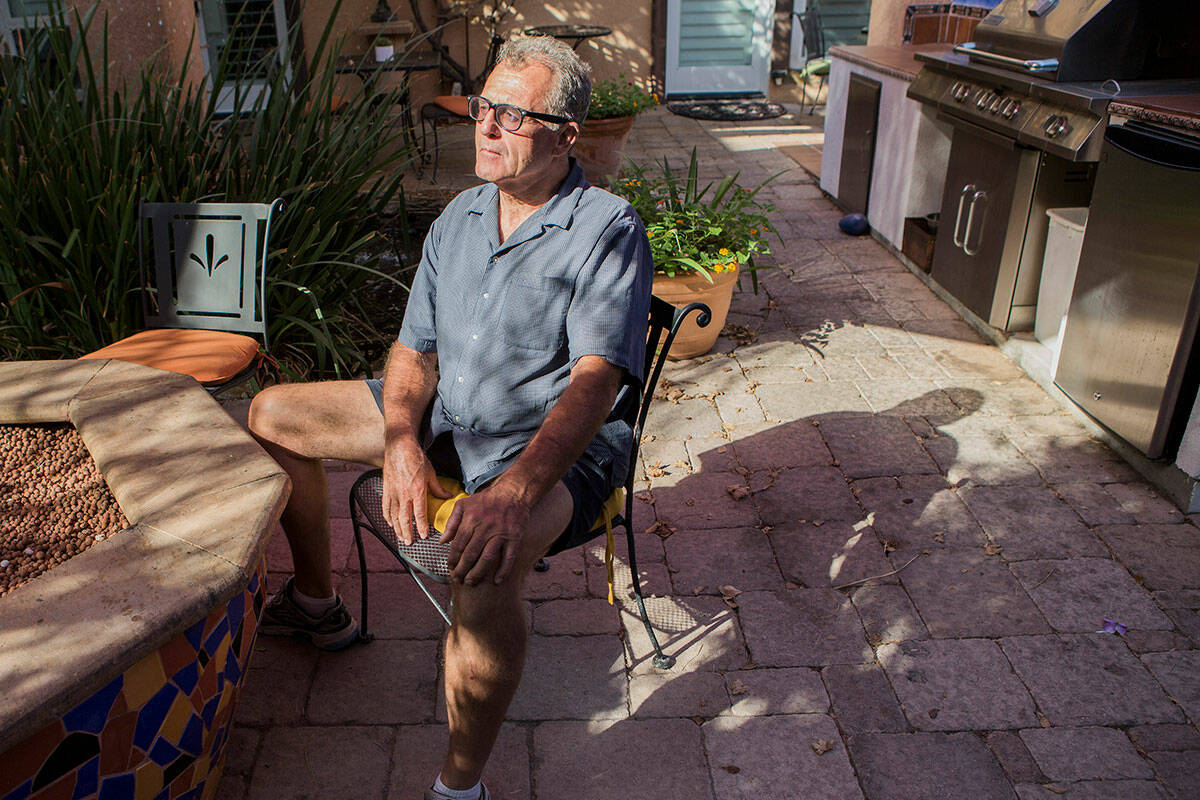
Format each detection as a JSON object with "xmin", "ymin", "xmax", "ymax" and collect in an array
[
  {"xmin": 432, "ymin": 95, "xmax": 470, "ymax": 116},
  {"xmin": 81, "ymin": 329, "xmax": 260, "ymax": 385}
]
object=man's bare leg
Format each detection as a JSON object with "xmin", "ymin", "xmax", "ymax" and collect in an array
[
  {"xmin": 247, "ymin": 381, "xmax": 384, "ymax": 597},
  {"xmin": 439, "ymin": 482, "xmax": 574, "ymax": 790}
]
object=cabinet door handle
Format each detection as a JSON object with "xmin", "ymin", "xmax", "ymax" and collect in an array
[
  {"xmin": 953, "ymin": 184, "xmax": 975, "ymax": 250},
  {"xmin": 962, "ymin": 189, "xmax": 987, "ymax": 256}
]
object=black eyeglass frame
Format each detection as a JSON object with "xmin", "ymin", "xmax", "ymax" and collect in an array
[{"xmin": 467, "ymin": 95, "xmax": 572, "ymax": 131}]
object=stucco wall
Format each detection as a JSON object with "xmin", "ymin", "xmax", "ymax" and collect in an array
[
  {"xmin": 72, "ymin": 0, "xmax": 205, "ymax": 89},
  {"xmin": 867, "ymin": 0, "xmax": 909, "ymax": 46},
  {"xmin": 72, "ymin": 0, "xmax": 655, "ymax": 112}
]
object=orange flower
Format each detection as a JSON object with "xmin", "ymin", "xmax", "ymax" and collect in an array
[{"xmin": 719, "ymin": 247, "xmax": 730, "ymax": 255}]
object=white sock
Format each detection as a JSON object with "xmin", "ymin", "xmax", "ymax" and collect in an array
[
  {"xmin": 292, "ymin": 584, "xmax": 337, "ymax": 616},
  {"xmin": 433, "ymin": 775, "xmax": 482, "ymax": 799}
]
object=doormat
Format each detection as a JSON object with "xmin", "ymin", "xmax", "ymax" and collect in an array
[{"xmin": 667, "ymin": 100, "xmax": 786, "ymax": 121}]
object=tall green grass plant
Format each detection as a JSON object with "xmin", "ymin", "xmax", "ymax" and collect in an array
[{"xmin": 0, "ymin": 5, "xmax": 414, "ymax": 378}]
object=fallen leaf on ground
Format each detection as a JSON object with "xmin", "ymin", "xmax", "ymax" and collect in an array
[
  {"xmin": 725, "ymin": 484, "xmax": 751, "ymax": 500},
  {"xmin": 722, "ymin": 323, "xmax": 758, "ymax": 345},
  {"xmin": 722, "ymin": 765, "xmax": 741, "ymax": 774},
  {"xmin": 646, "ymin": 521, "xmax": 676, "ymax": 539},
  {"xmin": 645, "ymin": 463, "xmax": 667, "ymax": 478},
  {"xmin": 984, "ymin": 543, "xmax": 1002, "ymax": 556},
  {"xmin": 719, "ymin": 585, "xmax": 743, "ymax": 601},
  {"xmin": 728, "ymin": 679, "xmax": 748, "ymax": 696},
  {"xmin": 811, "ymin": 739, "xmax": 835, "ymax": 755}
]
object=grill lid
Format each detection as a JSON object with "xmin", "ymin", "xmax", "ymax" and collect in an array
[{"xmin": 966, "ymin": 0, "xmax": 1156, "ymax": 82}]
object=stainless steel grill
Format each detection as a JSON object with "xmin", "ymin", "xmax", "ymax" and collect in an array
[{"xmin": 904, "ymin": 0, "xmax": 1200, "ymax": 331}]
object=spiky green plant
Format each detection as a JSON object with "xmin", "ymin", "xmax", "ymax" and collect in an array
[{"xmin": 0, "ymin": 3, "xmax": 415, "ymax": 378}]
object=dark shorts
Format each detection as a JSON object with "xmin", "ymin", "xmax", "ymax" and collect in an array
[{"xmin": 365, "ymin": 378, "xmax": 611, "ymax": 557}]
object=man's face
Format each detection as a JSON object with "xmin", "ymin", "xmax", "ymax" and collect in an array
[{"xmin": 474, "ymin": 63, "xmax": 576, "ymax": 192}]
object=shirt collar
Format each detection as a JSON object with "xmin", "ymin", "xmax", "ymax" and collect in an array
[{"xmin": 464, "ymin": 157, "xmax": 588, "ymax": 230}]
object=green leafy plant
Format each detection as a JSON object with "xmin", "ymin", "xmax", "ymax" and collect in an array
[
  {"xmin": 613, "ymin": 148, "xmax": 780, "ymax": 291},
  {"xmin": 0, "ymin": 4, "xmax": 415, "ymax": 379},
  {"xmin": 587, "ymin": 75, "xmax": 656, "ymax": 120}
]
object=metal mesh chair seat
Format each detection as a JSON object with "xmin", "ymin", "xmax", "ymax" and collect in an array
[
  {"xmin": 352, "ymin": 470, "xmax": 451, "ymax": 579},
  {"xmin": 349, "ymin": 296, "xmax": 711, "ymax": 667}
]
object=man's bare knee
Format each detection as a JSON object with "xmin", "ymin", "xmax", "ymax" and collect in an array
[
  {"xmin": 451, "ymin": 576, "xmax": 529, "ymax": 631},
  {"xmin": 249, "ymin": 381, "xmax": 385, "ymax": 465},
  {"xmin": 248, "ymin": 385, "xmax": 301, "ymax": 450}
]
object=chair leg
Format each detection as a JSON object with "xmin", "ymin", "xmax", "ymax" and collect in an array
[
  {"xmin": 403, "ymin": 565, "xmax": 453, "ymax": 626},
  {"xmin": 351, "ymin": 518, "xmax": 376, "ymax": 643},
  {"xmin": 429, "ymin": 121, "xmax": 442, "ymax": 184},
  {"xmin": 624, "ymin": 522, "xmax": 675, "ymax": 670}
]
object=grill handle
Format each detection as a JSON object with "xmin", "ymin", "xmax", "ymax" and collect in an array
[
  {"xmin": 962, "ymin": 190, "xmax": 987, "ymax": 257},
  {"xmin": 953, "ymin": 184, "xmax": 975, "ymax": 250},
  {"xmin": 953, "ymin": 43, "xmax": 1058, "ymax": 74}
]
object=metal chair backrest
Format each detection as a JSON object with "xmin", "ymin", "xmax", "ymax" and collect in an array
[
  {"xmin": 140, "ymin": 200, "xmax": 284, "ymax": 342},
  {"xmin": 795, "ymin": 7, "xmax": 827, "ymax": 65},
  {"xmin": 624, "ymin": 297, "xmax": 712, "ymax": 480}
]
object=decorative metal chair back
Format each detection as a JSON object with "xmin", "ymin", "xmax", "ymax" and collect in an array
[
  {"xmin": 796, "ymin": 7, "xmax": 827, "ymax": 64},
  {"xmin": 140, "ymin": 200, "xmax": 283, "ymax": 342}
]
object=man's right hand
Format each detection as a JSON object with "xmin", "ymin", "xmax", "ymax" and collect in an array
[{"xmin": 382, "ymin": 438, "xmax": 452, "ymax": 545}]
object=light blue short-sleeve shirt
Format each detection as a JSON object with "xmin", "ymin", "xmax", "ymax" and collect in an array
[{"xmin": 397, "ymin": 160, "xmax": 654, "ymax": 492}]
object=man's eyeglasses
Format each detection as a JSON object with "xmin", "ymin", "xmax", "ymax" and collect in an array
[{"xmin": 467, "ymin": 95, "xmax": 571, "ymax": 132}]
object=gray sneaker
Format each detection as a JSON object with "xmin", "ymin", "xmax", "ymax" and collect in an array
[
  {"xmin": 423, "ymin": 784, "xmax": 491, "ymax": 800},
  {"xmin": 259, "ymin": 576, "xmax": 360, "ymax": 651}
]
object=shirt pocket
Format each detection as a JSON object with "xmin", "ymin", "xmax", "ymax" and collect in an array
[{"xmin": 502, "ymin": 275, "xmax": 570, "ymax": 351}]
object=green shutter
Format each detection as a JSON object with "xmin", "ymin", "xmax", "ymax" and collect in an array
[{"xmin": 679, "ymin": 0, "xmax": 757, "ymax": 67}]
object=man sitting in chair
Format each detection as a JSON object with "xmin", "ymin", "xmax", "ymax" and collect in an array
[{"xmin": 247, "ymin": 35, "xmax": 653, "ymax": 800}]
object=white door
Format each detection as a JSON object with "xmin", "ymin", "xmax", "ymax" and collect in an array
[
  {"xmin": 197, "ymin": 0, "xmax": 290, "ymax": 114},
  {"xmin": 666, "ymin": 0, "xmax": 774, "ymax": 97}
]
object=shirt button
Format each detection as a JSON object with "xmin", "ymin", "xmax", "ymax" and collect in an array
[
  {"xmin": 482, "ymin": 292, "xmax": 489, "ymax": 299},
  {"xmin": 457, "ymin": 376, "xmax": 464, "ymax": 383},
  {"xmin": 471, "ymin": 334, "xmax": 478, "ymax": 340},
  {"xmin": 454, "ymin": 415, "xmax": 461, "ymax": 422}
]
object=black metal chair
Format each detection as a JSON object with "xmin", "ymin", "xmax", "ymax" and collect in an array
[
  {"xmin": 791, "ymin": 8, "xmax": 830, "ymax": 115},
  {"xmin": 348, "ymin": 296, "xmax": 711, "ymax": 669}
]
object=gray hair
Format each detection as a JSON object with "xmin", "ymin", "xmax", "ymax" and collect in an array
[{"xmin": 495, "ymin": 36, "xmax": 592, "ymax": 125}]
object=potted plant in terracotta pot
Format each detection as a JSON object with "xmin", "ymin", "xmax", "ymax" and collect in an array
[
  {"xmin": 614, "ymin": 148, "xmax": 779, "ymax": 359},
  {"xmin": 573, "ymin": 75, "xmax": 656, "ymax": 186}
]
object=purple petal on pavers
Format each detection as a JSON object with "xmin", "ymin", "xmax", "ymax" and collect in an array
[{"xmin": 1096, "ymin": 618, "xmax": 1128, "ymax": 636}]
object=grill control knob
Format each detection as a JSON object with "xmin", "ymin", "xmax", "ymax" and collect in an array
[
  {"xmin": 1001, "ymin": 99, "xmax": 1021, "ymax": 119},
  {"xmin": 989, "ymin": 94, "xmax": 1006, "ymax": 114},
  {"xmin": 1044, "ymin": 114, "xmax": 1070, "ymax": 138},
  {"xmin": 976, "ymin": 91, "xmax": 992, "ymax": 109},
  {"xmin": 952, "ymin": 82, "xmax": 971, "ymax": 102}
]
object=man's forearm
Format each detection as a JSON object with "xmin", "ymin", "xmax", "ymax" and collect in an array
[
  {"xmin": 381, "ymin": 341, "xmax": 438, "ymax": 444},
  {"xmin": 492, "ymin": 356, "xmax": 623, "ymax": 507}
]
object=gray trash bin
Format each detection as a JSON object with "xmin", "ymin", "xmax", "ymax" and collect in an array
[{"xmin": 1036, "ymin": 207, "xmax": 1088, "ymax": 371}]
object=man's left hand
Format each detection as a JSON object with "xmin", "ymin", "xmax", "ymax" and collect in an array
[{"xmin": 440, "ymin": 483, "xmax": 533, "ymax": 586}]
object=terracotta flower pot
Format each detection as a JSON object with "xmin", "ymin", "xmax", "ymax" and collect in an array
[
  {"xmin": 652, "ymin": 265, "xmax": 739, "ymax": 360},
  {"xmin": 573, "ymin": 115, "xmax": 636, "ymax": 186}
]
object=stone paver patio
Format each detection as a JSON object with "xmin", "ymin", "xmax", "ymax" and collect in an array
[{"xmin": 219, "ymin": 106, "xmax": 1200, "ymax": 799}]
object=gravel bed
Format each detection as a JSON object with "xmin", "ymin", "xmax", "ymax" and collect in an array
[{"xmin": 0, "ymin": 423, "xmax": 129, "ymax": 597}]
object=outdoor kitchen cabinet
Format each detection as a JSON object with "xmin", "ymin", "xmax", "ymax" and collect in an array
[
  {"xmin": 821, "ymin": 45, "xmax": 952, "ymax": 251},
  {"xmin": 1057, "ymin": 113, "xmax": 1200, "ymax": 462},
  {"xmin": 837, "ymin": 73, "xmax": 881, "ymax": 215}
]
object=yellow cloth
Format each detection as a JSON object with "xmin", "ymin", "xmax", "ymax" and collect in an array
[{"xmin": 426, "ymin": 477, "xmax": 625, "ymax": 603}]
